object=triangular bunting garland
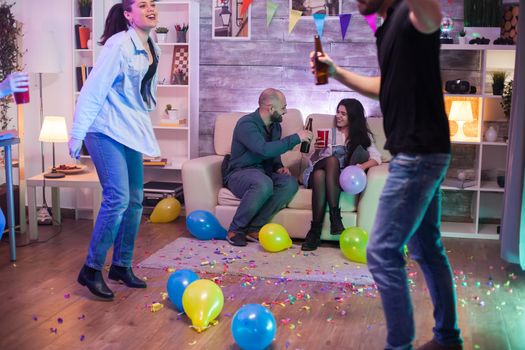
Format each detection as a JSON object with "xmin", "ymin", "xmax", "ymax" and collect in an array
[
  {"xmin": 313, "ymin": 13, "xmax": 326, "ymax": 38},
  {"xmin": 364, "ymin": 14, "xmax": 377, "ymax": 33},
  {"xmin": 339, "ymin": 13, "xmax": 352, "ymax": 40},
  {"xmin": 267, "ymin": 1, "xmax": 278, "ymax": 27},
  {"xmin": 240, "ymin": 0, "xmax": 253, "ymax": 17},
  {"xmin": 289, "ymin": 10, "xmax": 302, "ymax": 34}
]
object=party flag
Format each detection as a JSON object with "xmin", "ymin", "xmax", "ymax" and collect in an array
[
  {"xmin": 240, "ymin": 0, "xmax": 253, "ymax": 17},
  {"xmin": 313, "ymin": 13, "xmax": 326, "ymax": 38},
  {"xmin": 339, "ymin": 13, "xmax": 352, "ymax": 40},
  {"xmin": 267, "ymin": 1, "xmax": 278, "ymax": 27},
  {"xmin": 289, "ymin": 10, "xmax": 302, "ymax": 34},
  {"xmin": 364, "ymin": 14, "xmax": 377, "ymax": 33}
]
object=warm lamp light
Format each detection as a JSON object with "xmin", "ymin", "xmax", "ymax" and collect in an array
[
  {"xmin": 39, "ymin": 116, "xmax": 68, "ymax": 178},
  {"xmin": 449, "ymin": 100, "xmax": 474, "ymax": 141}
]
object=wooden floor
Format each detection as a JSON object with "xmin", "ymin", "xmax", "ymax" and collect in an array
[{"xmin": 0, "ymin": 218, "xmax": 523, "ymax": 350}]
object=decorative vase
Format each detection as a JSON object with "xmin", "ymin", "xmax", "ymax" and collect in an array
[
  {"xmin": 78, "ymin": 26, "xmax": 90, "ymax": 49},
  {"xmin": 492, "ymin": 83, "xmax": 504, "ymax": 95},
  {"xmin": 485, "ymin": 126, "xmax": 498, "ymax": 142},
  {"xmin": 156, "ymin": 33, "xmax": 167, "ymax": 43},
  {"xmin": 79, "ymin": 5, "xmax": 91, "ymax": 17},
  {"xmin": 458, "ymin": 36, "xmax": 466, "ymax": 45},
  {"xmin": 176, "ymin": 31, "xmax": 187, "ymax": 43}
]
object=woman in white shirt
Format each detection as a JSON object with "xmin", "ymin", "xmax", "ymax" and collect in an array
[
  {"xmin": 302, "ymin": 98, "xmax": 381, "ymax": 251},
  {"xmin": 69, "ymin": 0, "xmax": 160, "ymax": 300}
]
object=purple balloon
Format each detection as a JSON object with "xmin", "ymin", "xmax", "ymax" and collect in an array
[{"xmin": 339, "ymin": 166, "xmax": 367, "ymax": 194}]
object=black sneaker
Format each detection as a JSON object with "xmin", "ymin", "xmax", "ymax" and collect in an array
[{"xmin": 226, "ymin": 232, "xmax": 247, "ymax": 246}]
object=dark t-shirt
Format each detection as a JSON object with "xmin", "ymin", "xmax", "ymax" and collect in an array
[
  {"xmin": 141, "ymin": 39, "xmax": 158, "ymax": 103},
  {"xmin": 376, "ymin": 1, "xmax": 450, "ymax": 154}
]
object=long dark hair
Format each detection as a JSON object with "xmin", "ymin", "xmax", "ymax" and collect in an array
[
  {"xmin": 99, "ymin": 1, "xmax": 135, "ymax": 45},
  {"xmin": 337, "ymin": 98, "xmax": 373, "ymax": 166}
]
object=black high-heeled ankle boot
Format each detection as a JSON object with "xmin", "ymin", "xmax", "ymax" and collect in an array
[
  {"xmin": 77, "ymin": 265, "xmax": 114, "ymax": 300},
  {"xmin": 329, "ymin": 207, "xmax": 345, "ymax": 235},
  {"xmin": 108, "ymin": 265, "xmax": 147, "ymax": 288},
  {"xmin": 301, "ymin": 221, "xmax": 323, "ymax": 251}
]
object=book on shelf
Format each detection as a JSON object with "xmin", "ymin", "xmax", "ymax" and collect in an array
[
  {"xmin": 159, "ymin": 119, "xmax": 187, "ymax": 127},
  {"xmin": 76, "ymin": 65, "xmax": 93, "ymax": 91},
  {"xmin": 442, "ymin": 178, "xmax": 477, "ymax": 189},
  {"xmin": 143, "ymin": 157, "xmax": 168, "ymax": 167}
]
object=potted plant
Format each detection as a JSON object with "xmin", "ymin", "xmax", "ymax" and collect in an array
[
  {"xmin": 164, "ymin": 104, "xmax": 179, "ymax": 120},
  {"xmin": 155, "ymin": 26, "xmax": 169, "ymax": 43},
  {"xmin": 457, "ymin": 29, "xmax": 467, "ymax": 44},
  {"xmin": 491, "ymin": 71, "xmax": 507, "ymax": 95},
  {"xmin": 78, "ymin": 0, "xmax": 92, "ymax": 17},
  {"xmin": 501, "ymin": 79, "xmax": 513, "ymax": 118},
  {"xmin": 0, "ymin": 2, "xmax": 24, "ymax": 130}
]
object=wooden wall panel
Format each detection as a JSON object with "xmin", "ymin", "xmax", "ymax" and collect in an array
[{"xmin": 198, "ymin": 0, "xmax": 468, "ymax": 157}]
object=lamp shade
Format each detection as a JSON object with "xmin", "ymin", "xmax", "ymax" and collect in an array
[
  {"xmin": 39, "ymin": 116, "xmax": 69, "ymax": 143},
  {"xmin": 449, "ymin": 100, "xmax": 474, "ymax": 122}
]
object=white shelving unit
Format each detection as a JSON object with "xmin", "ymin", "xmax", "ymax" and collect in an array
[
  {"xmin": 71, "ymin": 0, "xmax": 199, "ymax": 216},
  {"xmin": 440, "ymin": 45, "xmax": 516, "ymax": 239}
]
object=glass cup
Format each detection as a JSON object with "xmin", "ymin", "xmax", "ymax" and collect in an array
[{"xmin": 14, "ymin": 84, "xmax": 30, "ymax": 104}]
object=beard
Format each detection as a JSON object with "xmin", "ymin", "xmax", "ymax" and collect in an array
[
  {"xmin": 270, "ymin": 111, "xmax": 283, "ymax": 123},
  {"xmin": 357, "ymin": 0, "xmax": 385, "ymax": 15}
]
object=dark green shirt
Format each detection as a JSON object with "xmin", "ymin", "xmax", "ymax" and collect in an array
[{"xmin": 226, "ymin": 109, "xmax": 301, "ymax": 179}]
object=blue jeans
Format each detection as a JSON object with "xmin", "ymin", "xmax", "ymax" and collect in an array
[
  {"xmin": 367, "ymin": 153, "xmax": 462, "ymax": 350},
  {"xmin": 226, "ymin": 168, "xmax": 298, "ymax": 233},
  {"xmin": 84, "ymin": 133, "xmax": 144, "ymax": 270}
]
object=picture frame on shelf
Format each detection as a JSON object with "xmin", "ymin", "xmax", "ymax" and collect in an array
[
  {"xmin": 170, "ymin": 45, "xmax": 189, "ymax": 85},
  {"xmin": 291, "ymin": 0, "xmax": 341, "ymax": 17}
]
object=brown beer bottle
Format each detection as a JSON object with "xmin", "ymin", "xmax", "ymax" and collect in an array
[
  {"xmin": 300, "ymin": 118, "xmax": 313, "ymax": 153},
  {"xmin": 314, "ymin": 35, "xmax": 329, "ymax": 85}
]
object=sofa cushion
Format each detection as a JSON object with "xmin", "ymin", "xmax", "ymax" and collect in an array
[{"xmin": 217, "ymin": 186, "xmax": 357, "ymax": 212}]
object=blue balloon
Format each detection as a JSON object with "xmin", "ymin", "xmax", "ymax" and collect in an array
[
  {"xmin": 0, "ymin": 208, "xmax": 5, "ymax": 241},
  {"xmin": 339, "ymin": 165, "xmax": 367, "ymax": 195},
  {"xmin": 186, "ymin": 210, "xmax": 227, "ymax": 240},
  {"xmin": 166, "ymin": 269, "xmax": 199, "ymax": 312},
  {"xmin": 232, "ymin": 304, "xmax": 277, "ymax": 350}
]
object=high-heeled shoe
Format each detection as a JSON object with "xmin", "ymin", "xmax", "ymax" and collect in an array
[
  {"xmin": 108, "ymin": 265, "xmax": 147, "ymax": 288},
  {"xmin": 77, "ymin": 265, "xmax": 114, "ymax": 300},
  {"xmin": 301, "ymin": 221, "xmax": 323, "ymax": 251}
]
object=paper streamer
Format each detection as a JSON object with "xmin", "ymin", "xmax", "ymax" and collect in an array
[
  {"xmin": 313, "ymin": 13, "xmax": 326, "ymax": 38},
  {"xmin": 339, "ymin": 14, "xmax": 352, "ymax": 40},
  {"xmin": 240, "ymin": 0, "xmax": 253, "ymax": 17},
  {"xmin": 267, "ymin": 1, "xmax": 278, "ymax": 27},
  {"xmin": 289, "ymin": 10, "xmax": 302, "ymax": 34},
  {"xmin": 364, "ymin": 14, "xmax": 377, "ymax": 33}
]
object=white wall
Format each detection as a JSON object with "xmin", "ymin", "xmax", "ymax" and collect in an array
[{"xmin": 13, "ymin": 0, "xmax": 77, "ymax": 208}]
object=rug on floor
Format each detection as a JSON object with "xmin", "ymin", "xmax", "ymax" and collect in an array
[{"xmin": 138, "ymin": 237, "xmax": 374, "ymax": 285}]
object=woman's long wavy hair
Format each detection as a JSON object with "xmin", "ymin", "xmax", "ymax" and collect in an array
[
  {"xmin": 336, "ymin": 98, "xmax": 374, "ymax": 166},
  {"xmin": 99, "ymin": 0, "xmax": 135, "ymax": 45}
]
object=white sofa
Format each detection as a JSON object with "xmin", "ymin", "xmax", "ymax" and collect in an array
[{"xmin": 182, "ymin": 109, "xmax": 390, "ymax": 241}]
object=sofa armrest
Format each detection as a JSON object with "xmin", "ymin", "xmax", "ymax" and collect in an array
[
  {"xmin": 357, "ymin": 163, "xmax": 389, "ymax": 235},
  {"xmin": 182, "ymin": 155, "xmax": 224, "ymax": 215}
]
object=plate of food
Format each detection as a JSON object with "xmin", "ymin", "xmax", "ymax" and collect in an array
[{"xmin": 51, "ymin": 164, "xmax": 87, "ymax": 174}]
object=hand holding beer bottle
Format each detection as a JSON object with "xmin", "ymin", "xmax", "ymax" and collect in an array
[
  {"xmin": 310, "ymin": 37, "xmax": 336, "ymax": 80},
  {"xmin": 313, "ymin": 35, "xmax": 329, "ymax": 85}
]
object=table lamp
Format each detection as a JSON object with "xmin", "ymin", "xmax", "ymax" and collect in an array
[
  {"xmin": 39, "ymin": 116, "xmax": 68, "ymax": 178},
  {"xmin": 449, "ymin": 100, "xmax": 474, "ymax": 141}
]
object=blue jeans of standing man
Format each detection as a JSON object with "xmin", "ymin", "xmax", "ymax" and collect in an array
[
  {"xmin": 84, "ymin": 132, "xmax": 144, "ymax": 270},
  {"xmin": 367, "ymin": 153, "xmax": 462, "ymax": 350},
  {"xmin": 226, "ymin": 168, "xmax": 298, "ymax": 234}
]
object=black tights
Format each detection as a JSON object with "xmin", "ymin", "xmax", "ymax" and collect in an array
[{"xmin": 307, "ymin": 156, "xmax": 341, "ymax": 223}]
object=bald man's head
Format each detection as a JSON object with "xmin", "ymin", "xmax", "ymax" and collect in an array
[{"xmin": 258, "ymin": 88, "xmax": 287, "ymax": 123}]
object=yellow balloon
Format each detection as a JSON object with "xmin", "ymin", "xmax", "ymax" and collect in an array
[
  {"xmin": 182, "ymin": 279, "xmax": 224, "ymax": 332},
  {"xmin": 259, "ymin": 223, "xmax": 293, "ymax": 253},
  {"xmin": 150, "ymin": 197, "xmax": 181, "ymax": 223},
  {"xmin": 339, "ymin": 226, "xmax": 368, "ymax": 264}
]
